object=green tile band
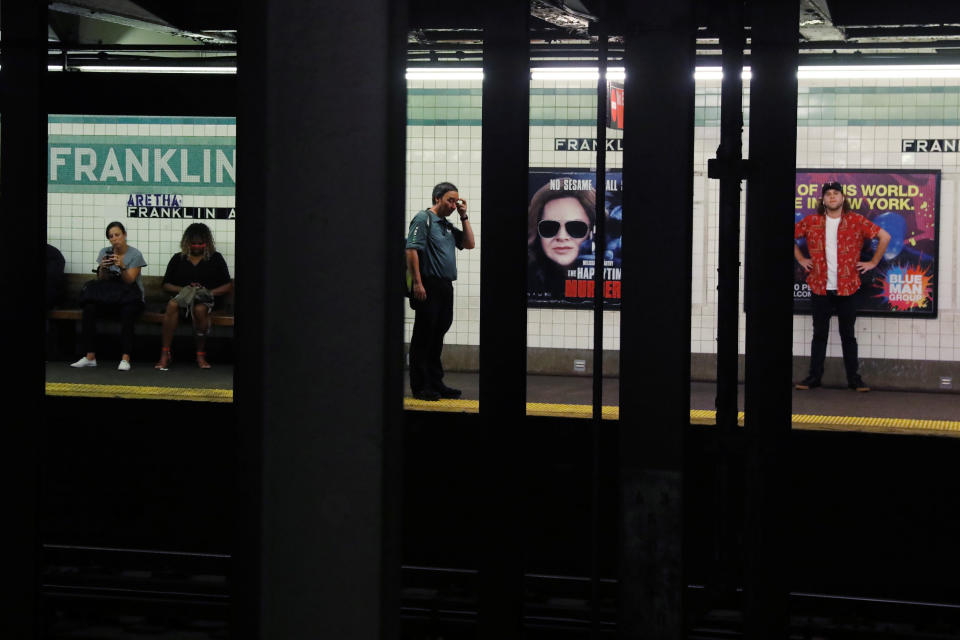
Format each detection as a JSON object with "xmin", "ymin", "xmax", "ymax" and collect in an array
[
  {"xmin": 408, "ymin": 119, "xmax": 484, "ymax": 126},
  {"xmin": 48, "ymin": 184, "xmax": 235, "ymax": 196},
  {"xmin": 49, "ymin": 135, "xmax": 236, "ymax": 146},
  {"xmin": 409, "ymin": 88, "xmax": 482, "ymax": 96},
  {"xmin": 808, "ymin": 86, "xmax": 960, "ymax": 94}
]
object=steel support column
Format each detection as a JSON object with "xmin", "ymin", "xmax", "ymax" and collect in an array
[
  {"xmin": 619, "ymin": 1, "xmax": 697, "ymax": 637},
  {"xmin": 742, "ymin": 0, "xmax": 799, "ymax": 637},
  {"xmin": 0, "ymin": 1, "xmax": 47, "ymax": 637},
  {"xmin": 236, "ymin": 0, "xmax": 405, "ymax": 638},
  {"xmin": 591, "ymin": 18, "xmax": 609, "ymax": 639},
  {"xmin": 707, "ymin": 0, "xmax": 747, "ymax": 602},
  {"xmin": 478, "ymin": 1, "xmax": 529, "ymax": 638}
]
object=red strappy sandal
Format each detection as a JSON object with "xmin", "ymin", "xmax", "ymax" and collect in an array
[{"xmin": 155, "ymin": 347, "xmax": 172, "ymax": 370}]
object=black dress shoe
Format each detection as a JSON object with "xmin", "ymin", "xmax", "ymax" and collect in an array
[
  {"xmin": 437, "ymin": 385, "xmax": 462, "ymax": 399},
  {"xmin": 413, "ymin": 389, "xmax": 441, "ymax": 401},
  {"xmin": 795, "ymin": 375, "xmax": 821, "ymax": 390},
  {"xmin": 848, "ymin": 375, "xmax": 870, "ymax": 392}
]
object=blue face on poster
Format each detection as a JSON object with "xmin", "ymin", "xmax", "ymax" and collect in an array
[
  {"xmin": 528, "ymin": 169, "xmax": 623, "ymax": 308},
  {"xmin": 871, "ymin": 211, "xmax": 907, "ymax": 261}
]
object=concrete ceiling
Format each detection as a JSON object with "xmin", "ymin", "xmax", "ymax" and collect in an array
[{"xmin": 40, "ymin": 0, "xmax": 960, "ymax": 68}]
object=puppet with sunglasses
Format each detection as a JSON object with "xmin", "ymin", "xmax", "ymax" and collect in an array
[
  {"xmin": 527, "ymin": 182, "xmax": 597, "ymax": 301},
  {"xmin": 155, "ymin": 223, "xmax": 234, "ymax": 370}
]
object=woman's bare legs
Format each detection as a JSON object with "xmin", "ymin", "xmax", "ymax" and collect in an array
[
  {"xmin": 155, "ymin": 299, "xmax": 179, "ymax": 368},
  {"xmin": 193, "ymin": 304, "xmax": 211, "ymax": 368}
]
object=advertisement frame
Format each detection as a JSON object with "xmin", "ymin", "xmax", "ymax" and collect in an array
[
  {"xmin": 793, "ymin": 168, "xmax": 940, "ymax": 319},
  {"xmin": 527, "ymin": 167, "xmax": 623, "ymax": 310}
]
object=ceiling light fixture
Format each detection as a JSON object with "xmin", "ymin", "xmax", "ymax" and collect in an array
[
  {"xmin": 798, "ymin": 65, "xmax": 960, "ymax": 79},
  {"xmin": 45, "ymin": 65, "xmax": 237, "ymax": 74},
  {"xmin": 406, "ymin": 68, "xmax": 484, "ymax": 80}
]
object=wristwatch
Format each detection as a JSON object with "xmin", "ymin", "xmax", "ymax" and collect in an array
[{"xmin": 460, "ymin": 215, "xmax": 468, "ymax": 222}]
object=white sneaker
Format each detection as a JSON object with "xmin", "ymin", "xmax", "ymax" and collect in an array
[
  {"xmin": 70, "ymin": 356, "xmax": 97, "ymax": 368},
  {"xmin": 118, "ymin": 360, "xmax": 131, "ymax": 371}
]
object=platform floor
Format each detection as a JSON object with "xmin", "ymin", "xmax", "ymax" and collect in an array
[{"xmin": 44, "ymin": 362, "xmax": 960, "ymax": 436}]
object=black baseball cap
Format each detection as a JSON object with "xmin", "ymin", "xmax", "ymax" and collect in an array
[{"xmin": 821, "ymin": 181, "xmax": 843, "ymax": 195}]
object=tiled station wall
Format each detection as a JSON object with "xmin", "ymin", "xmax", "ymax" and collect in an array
[{"xmin": 404, "ymin": 76, "xmax": 960, "ymax": 365}]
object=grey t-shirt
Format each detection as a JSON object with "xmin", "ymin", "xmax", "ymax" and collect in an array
[
  {"xmin": 406, "ymin": 210, "xmax": 463, "ymax": 281},
  {"xmin": 96, "ymin": 245, "xmax": 147, "ymax": 301}
]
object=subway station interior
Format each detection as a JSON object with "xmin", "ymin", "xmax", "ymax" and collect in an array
[{"xmin": 5, "ymin": 0, "xmax": 960, "ymax": 638}]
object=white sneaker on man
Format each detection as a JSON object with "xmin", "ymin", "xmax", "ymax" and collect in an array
[
  {"xmin": 70, "ymin": 356, "xmax": 97, "ymax": 368},
  {"xmin": 118, "ymin": 360, "xmax": 131, "ymax": 371}
]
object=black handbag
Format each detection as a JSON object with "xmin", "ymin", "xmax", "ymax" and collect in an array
[{"xmin": 80, "ymin": 278, "xmax": 142, "ymax": 305}]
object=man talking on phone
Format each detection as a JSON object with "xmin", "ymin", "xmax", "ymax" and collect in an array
[{"xmin": 406, "ymin": 181, "xmax": 475, "ymax": 401}]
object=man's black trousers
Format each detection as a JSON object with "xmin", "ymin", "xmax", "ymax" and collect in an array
[
  {"xmin": 409, "ymin": 276, "xmax": 454, "ymax": 394},
  {"xmin": 808, "ymin": 290, "xmax": 859, "ymax": 382}
]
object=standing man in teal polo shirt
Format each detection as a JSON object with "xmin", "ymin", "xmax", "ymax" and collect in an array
[{"xmin": 406, "ymin": 182, "xmax": 475, "ymax": 401}]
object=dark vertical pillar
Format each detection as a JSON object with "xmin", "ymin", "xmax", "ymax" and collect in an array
[
  {"xmin": 591, "ymin": 20, "xmax": 609, "ymax": 638},
  {"xmin": 742, "ymin": 0, "xmax": 798, "ymax": 637},
  {"xmin": 0, "ymin": 2, "xmax": 46, "ymax": 638},
  {"xmin": 236, "ymin": 0, "xmax": 405, "ymax": 638},
  {"xmin": 707, "ymin": 0, "xmax": 746, "ymax": 599},
  {"xmin": 712, "ymin": 0, "xmax": 746, "ymax": 440},
  {"xmin": 478, "ymin": 0, "xmax": 528, "ymax": 637},
  {"xmin": 592, "ymin": 23, "xmax": 608, "ymax": 420},
  {"xmin": 619, "ymin": 1, "xmax": 696, "ymax": 637}
]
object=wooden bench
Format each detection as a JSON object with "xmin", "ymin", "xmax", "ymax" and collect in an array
[{"xmin": 49, "ymin": 273, "xmax": 235, "ymax": 326}]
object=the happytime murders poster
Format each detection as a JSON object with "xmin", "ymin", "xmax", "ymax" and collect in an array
[
  {"xmin": 794, "ymin": 169, "xmax": 939, "ymax": 317},
  {"xmin": 528, "ymin": 169, "xmax": 622, "ymax": 308}
]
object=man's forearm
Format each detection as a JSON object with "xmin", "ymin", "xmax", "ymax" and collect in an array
[
  {"xmin": 794, "ymin": 243, "xmax": 805, "ymax": 261},
  {"xmin": 406, "ymin": 249, "xmax": 422, "ymax": 285},
  {"xmin": 461, "ymin": 218, "xmax": 475, "ymax": 249}
]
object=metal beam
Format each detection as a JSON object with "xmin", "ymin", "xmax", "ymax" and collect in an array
[
  {"xmin": 0, "ymin": 2, "xmax": 47, "ymax": 638},
  {"xmin": 234, "ymin": 0, "xmax": 403, "ymax": 638},
  {"xmin": 478, "ymin": 0, "xmax": 529, "ymax": 637},
  {"xmin": 619, "ymin": 0, "xmax": 697, "ymax": 636},
  {"xmin": 708, "ymin": 0, "xmax": 746, "ymax": 609},
  {"xmin": 742, "ymin": 0, "xmax": 799, "ymax": 636}
]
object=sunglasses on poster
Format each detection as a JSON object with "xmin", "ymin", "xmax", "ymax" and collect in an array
[{"xmin": 538, "ymin": 219, "xmax": 590, "ymax": 239}]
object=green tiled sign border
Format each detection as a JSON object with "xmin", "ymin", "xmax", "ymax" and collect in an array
[
  {"xmin": 405, "ymin": 87, "xmax": 960, "ymax": 127},
  {"xmin": 46, "ymin": 118, "xmax": 236, "ymax": 195}
]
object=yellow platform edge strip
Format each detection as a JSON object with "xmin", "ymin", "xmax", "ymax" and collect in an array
[
  {"xmin": 42, "ymin": 385, "xmax": 959, "ymax": 433},
  {"xmin": 405, "ymin": 399, "xmax": 960, "ymax": 435},
  {"xmin": 46, "ymin": 382, "xmax": 233, "ymax": 403}
]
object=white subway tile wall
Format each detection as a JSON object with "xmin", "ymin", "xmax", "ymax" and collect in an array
[{"xmin": 404, "ymin": 75, "xmax": 960, "ymax": 363}]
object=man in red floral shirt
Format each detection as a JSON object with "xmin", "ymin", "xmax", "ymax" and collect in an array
[{"xmin": 794, "ymin": 181, "xmax": 891, "ymax": 392}]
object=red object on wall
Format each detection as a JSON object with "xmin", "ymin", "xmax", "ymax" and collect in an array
[{"xmin": 608, "ymin": 82, "xmax": 624, "ymax": 130}]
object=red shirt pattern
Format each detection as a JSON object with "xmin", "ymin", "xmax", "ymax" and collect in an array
[{"xmin": 795, "ymin": 212, "xmax": 880, "ymax": 296}]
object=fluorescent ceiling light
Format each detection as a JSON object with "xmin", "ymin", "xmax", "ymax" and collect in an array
[
  {"xmin": 798, "ymin": 65, "xmax": 960, "ymax": 78},
  {"xmin": 530, "ymin": 67, "xmax": 626, "ymax": 81},
  {"xmin": 28, "ymin": 63, "xmax": 960, "ymax": 80},
  {"xmin": 43, "ymin": 65, "xmax": 235, "ymax": 74},
  {"xmin": 694, "ymin": 68, "xmax": 753, "ymax": 80},
  {"xmin": 406, "ymin": 68, "xmax": 483, "ymax": 80},
  {"xmin": 697, "ymin": 65, "xmax": 960, "ymax": 80}
]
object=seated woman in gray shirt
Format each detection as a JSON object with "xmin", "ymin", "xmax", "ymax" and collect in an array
[{"xmin": 70, "ymin": 221, "xmax": 147, "ymax": 371}]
